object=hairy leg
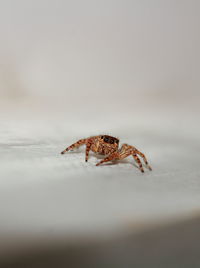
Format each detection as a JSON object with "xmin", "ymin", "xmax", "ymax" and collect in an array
[
  {"xmin": 119, "ymin": 147, "xmax": 145, "ymax": 173},
  {"xmin": 61, "ymin": 139, "xmax": 87, "ymax": 154},
  {"xmin": 85, "ymin": 142, "xmax": 92, "ymax": 162},
  {"xmin": 96, "ymin": 149, "xmax": 133, "ymax": 166},
  {"xmin": 136, "ymin": 150, "xmax": 152, "ymax": 171},
  {"xmin": 96, "ymin": 152, "xmax": 118, "ymax": 166},
  {"xmin": 132, "ymin": 153, "xmax": 144, "ymax": 173}
]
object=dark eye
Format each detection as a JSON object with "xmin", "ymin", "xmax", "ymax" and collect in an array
[
  {"xmin": 110, "ymin": 139, "xmax": 114, "ymax": 144},
  {"xmin": 101, "ymin": 136, "xmax": 104, "ymax": 139},
  {"xmin": 104, "ymin": 137, "xmax": 109, "ymax": 142}
]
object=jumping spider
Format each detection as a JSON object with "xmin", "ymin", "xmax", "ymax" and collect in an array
[{"xmin": 61, "ymin": 135, "xmax": 152, "ymax": 173}]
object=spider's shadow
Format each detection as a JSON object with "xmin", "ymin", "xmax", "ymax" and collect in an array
[{"xmin": 65, "ymin": 150, "xmax": 83, "ymax": 154}]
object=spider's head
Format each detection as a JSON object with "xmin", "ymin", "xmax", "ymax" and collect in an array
[{"xmin": 100, "ymin": 135, "xmax": 119, "ymax": 147}]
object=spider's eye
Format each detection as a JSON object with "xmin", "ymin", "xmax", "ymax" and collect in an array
[
  {"xmin": 101, "ymin": 136, "xmax": 104, "ymax": 139},
  {"xmin": 104, "ymin": 137, "xmax": 109, "ymax": 142},
  {"xmin": 103, "ymin": 136, "xmax": 115, "ymax": 144}
]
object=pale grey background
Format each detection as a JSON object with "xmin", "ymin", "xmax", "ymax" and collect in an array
[{"xmin": 0, "ymin": 0, "xmax": 200, "ymax": 263}]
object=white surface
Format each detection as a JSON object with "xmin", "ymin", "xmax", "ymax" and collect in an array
[{"xmin": 1, "ymin": 101, "xmax": 200, "ymax": 246}]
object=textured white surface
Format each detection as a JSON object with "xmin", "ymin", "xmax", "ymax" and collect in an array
[{"xmin": 1, "ymin": 102, "xmax": 200, "ymax": 252}]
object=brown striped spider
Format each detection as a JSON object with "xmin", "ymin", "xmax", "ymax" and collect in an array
[{"xmin": 61, "ymin": 135, "xmax": 152, "ymax": 173}]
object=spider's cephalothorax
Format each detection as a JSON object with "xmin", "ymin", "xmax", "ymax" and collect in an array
[{"xmin": 61, "ymin": 135, "xmax": 152, "ymax": 173}]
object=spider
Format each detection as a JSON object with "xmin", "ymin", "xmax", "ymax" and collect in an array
[{"xmin": 61, "ymin": 135, "xmax": 152, "ymax": 173}]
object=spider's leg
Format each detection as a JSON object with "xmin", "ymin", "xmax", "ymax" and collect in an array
[
  {"xmin": 61, "ymin": 139, "xmax": 87, "ymax": 154},
  {"xmin": 132, "ymin": 153, "xmax": 144, "ymax": 173},
  {"xmin": 85, "ymin": 142, "xmax": 92, "ymax": 162},
  {"xmin": 116, "ymin": 147, "xmax": 145, "ymax": 172},
  {"xmin": 96, "ymin": 152, "xmax": 118, "ymax": 166},
  {"xmin": 135, "ymin": 150, "xmax": 152, "ymax": 171}
]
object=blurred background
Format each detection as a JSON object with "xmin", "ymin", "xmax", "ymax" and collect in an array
[
  {"xmin": 0, "ymin": 0, "xmax": 199, "ymax": 118},
  {"xmin": 0, "ymin": 0, "xmax": 200, "ymax": 267}
]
